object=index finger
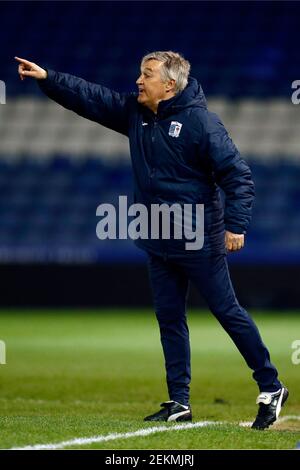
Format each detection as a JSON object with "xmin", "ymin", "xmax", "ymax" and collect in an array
[{"xmin": 14, "ymin": 56, "xmax": 32, "ymax": 65}]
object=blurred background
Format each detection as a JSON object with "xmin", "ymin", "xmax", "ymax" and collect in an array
[{"xmin": 0, "ymin": 0, "xmax": 299, "ymax": 309}]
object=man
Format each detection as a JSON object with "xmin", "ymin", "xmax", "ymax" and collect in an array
[{"xmin": 15, "ymin": 51, "xmax": 288, "ymax": 430}]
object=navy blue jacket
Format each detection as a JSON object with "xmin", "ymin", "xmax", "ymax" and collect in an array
[{"xmin": 38, "ymin": 70, "xmax": 254, "ymax": 258}]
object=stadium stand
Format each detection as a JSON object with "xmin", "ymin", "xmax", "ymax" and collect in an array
[{"xmin": 0, "ymin": 1, "xmax": 299, "ymax": 306}]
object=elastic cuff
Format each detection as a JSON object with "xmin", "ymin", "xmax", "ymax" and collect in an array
[{"xmin": 225, "ymin": 225, "xmax": 246, "ymax": 234}]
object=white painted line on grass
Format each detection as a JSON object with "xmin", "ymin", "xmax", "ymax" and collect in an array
[
  {"xmin": 239, "ymin": 415, "xmax": 300, "ymax": 428},
  {"xmin": 275, "ymin": 415, "xmax": 300, "ymax": 423},
  {"xmin": 239, "ymin": 421, "xmax": 252, "ymax": 427},
  {"xmin": 11, "ymin": 420, "xmax": 222, "ymax": 450},
  {"xmin": 11, "ymin": 415, "xmax": 300, "ymax": 450}
]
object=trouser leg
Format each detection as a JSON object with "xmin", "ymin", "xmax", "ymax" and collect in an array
[
  {"xmin": 181, "ymin": 254, "xmax": 281, "ymax": 392},
  {"xmin": 148, "ymin": 254, "xmax": 190, "ymax": 405}
]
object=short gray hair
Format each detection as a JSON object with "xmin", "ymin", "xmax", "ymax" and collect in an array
[{"xmin": 141, "ymin": 51, "xmax": 191, "ymax": 94}]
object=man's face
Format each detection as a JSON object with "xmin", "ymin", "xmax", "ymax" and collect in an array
[{"xmin": 136, "ymin": 59, "xmax": 174, "ymax": 113}]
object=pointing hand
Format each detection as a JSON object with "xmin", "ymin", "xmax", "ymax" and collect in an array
[{"xmin": 15, "ymin": 56, "xmax": 47, "ymax": 81}]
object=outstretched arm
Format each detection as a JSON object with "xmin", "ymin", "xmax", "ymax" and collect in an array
[{"xmin": 15, "ymin": 57, "xmax": 130, "ymax": 136}]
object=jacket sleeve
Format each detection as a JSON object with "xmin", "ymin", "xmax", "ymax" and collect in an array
[
  {"xmin": 37, "ymin": 69, "xmax": 131, "ymax": 136},
  {"xmin": 205, "ymin": 112, "xmax": 255, "ymax": 234}
]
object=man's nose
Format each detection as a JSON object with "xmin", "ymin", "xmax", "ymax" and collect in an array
[{"xmin": 136, "ymin": 75, "xmax": 143, "ymax": 85}]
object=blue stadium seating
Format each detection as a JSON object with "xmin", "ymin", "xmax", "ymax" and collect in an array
[
  {"xmin": 1, "ymin": 1, "xmax": 300, "ymax": 97},
  {"xmin": 0, "ymin": 156, "xmax": 299, "ymax": 263},
  {"xmin": 0, "ymin": 2, "xmax": 299, "ymax": 264}
]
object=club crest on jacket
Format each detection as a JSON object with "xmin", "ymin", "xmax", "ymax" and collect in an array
[{"xmin": 168, "ymin": 121, "xmax": 182, "ymax": 138}]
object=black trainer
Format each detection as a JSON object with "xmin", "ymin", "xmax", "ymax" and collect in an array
[
  {"xmin": 251, "ymin": 385, "xmax": 289, "ymax": 430},
  {"xmin": 144, "ymin": 401, "xmax": 192, "ymax": 422}
]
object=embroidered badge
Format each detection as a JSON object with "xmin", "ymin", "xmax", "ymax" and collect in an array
[{"xmin": 168, "ymin": 121, "xmax": 182, "ymax": 138}]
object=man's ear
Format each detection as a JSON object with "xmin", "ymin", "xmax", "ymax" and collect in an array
[{"xmin": 165, "ymin": 79, "xmax": 176, "ymax": 93}]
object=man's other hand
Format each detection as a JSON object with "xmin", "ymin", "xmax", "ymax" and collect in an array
[
  {"xmin": 225, "ymin": 231, "xmax": 244, "ymax": 252},
  {"xmin": 15, "ymin": 57, "xmax": 47, "ymax": 81}
]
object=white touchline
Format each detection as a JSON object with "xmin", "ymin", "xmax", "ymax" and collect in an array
[
  {"xmin": 275, "ymin": 415, "xmax": 300, "ymax": 423},
  {"xmin": 11, "ymin": 421, "xmax": 222, "ymax": 450},
  {"xmin": 239, "ymin": 415, "xmax": 300, "ymax": 428},
  {"xmin": 11, "ymin": 416, "xmax": 300, "ymax": 450}
]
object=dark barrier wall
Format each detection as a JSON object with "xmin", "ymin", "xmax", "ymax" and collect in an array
[{"xmin": 1, "ymin": 264, "xmax": 299, "ymax": 309}]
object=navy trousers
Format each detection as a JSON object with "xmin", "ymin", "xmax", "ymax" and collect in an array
[{"xmin": 147, "ymin": 252, "xmax": 281, "ymax": 406}]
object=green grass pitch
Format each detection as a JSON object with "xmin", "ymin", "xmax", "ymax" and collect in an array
[{"xmin": 0, "ymin": 309, "xmax": 299, "ymax": 449}]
